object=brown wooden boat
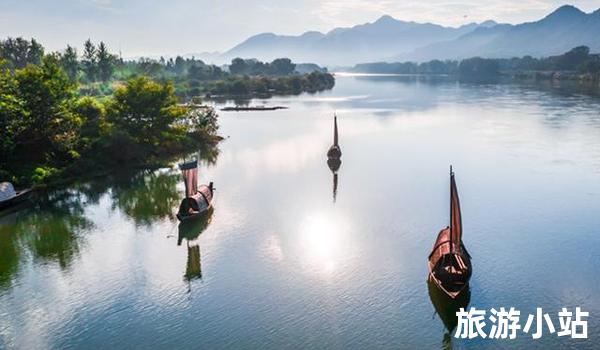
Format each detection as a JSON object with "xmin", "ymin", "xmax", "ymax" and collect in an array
[
  {"xmin": 428, "ymin": 167, "xmax": 472, "ymax": 299},
  {"xmin": 326, "ymin": 114, "xmax": 342, "ymax": 159},
  {"xmin": 176, "ymin": 160, "xmax": 214, "ymax": 222}
]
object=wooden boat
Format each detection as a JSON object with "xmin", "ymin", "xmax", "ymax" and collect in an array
[
  {"xmin": 0, "ymin": 182, "xmax": 32, "ymax": 210},
  {"xmin": 427, "ymin": 279, "xmax": 471, "ymax": 332},
  {"xmin": 326, "ymin": 114, "xmax": 342, "ymax": 159},
  {"xmin": 176, "ymin": 160, "xmax": 214, "ymax": 222},
  {"xmin": 428, "ymin": 167, "xmax": 472, "ymax": 299}
]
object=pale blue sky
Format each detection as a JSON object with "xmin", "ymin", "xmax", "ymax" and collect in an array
[{"xmin": 0, "ymin": 0, "xmax": 598, "ymax": 56}]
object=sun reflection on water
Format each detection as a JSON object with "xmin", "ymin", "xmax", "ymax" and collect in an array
[{"xmin": 297, "ymin": 212, "xmax": 353, "ymax": 276}]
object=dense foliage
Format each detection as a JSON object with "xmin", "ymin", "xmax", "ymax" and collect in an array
[{"xmin": 0, "ymin": 57, "xmax": 220, "ymax": 187}]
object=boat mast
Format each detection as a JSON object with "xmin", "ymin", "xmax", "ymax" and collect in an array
[
  {"xmin": 449, "ymin": 165, "xmax": 453, "ymax": 253},
  {"xmin": 333, "ymin": 113, "xmax": 339, "ymax": 146}
]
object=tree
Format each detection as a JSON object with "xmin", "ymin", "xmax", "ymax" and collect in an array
[
  {"xmin": 0, "ymin": 37, "xmax": 44, "ymax": 69},
  {"xmin": 26, "ymin": 39, "xmax": 44, "ymax": 66},
  {"xmin": 458, "ymin": 57, "xmax": 500, "ymax": 80},
  {"xmin": 0, "ymin": 64, "xmax": 24, "ymax": 161},
  {"xmin": 556, "ymin": 46, "xmax": 590, "ymax": 70},
  {"xmin": 108, "ymin": 76, "xmax": 187, "ymax": 145},
  {"xmin": 96, "ymin": 41, "xmax": 115, "ymax": 82},
  {"xmin": 229, "ymin": 58, "xmax": 248, "ymax": 75},
  {"xmin": 82, "ymin": 39, "xmax": 97, "ymax": 82},
  {"xmin": 59, "ymin": 45, "xmax": 79, "ymax": 81},
  {"xmin": 270, "ymin": 58, "xmax": 295, "ymax": 75},
  {"xmin": 8, "ymin": 56, "xmax": 81, "ymax": 168}
]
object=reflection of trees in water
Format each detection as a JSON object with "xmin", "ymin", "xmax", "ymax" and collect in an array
[
  {"xmin": 0, "ymin": 224, "xmax": 20, "ymax": 289},
  {"xmin": 0, "ymin": 145, "xmax": 221, "ymax": 290},
  {"xmin": 110, "ymin": 170, "xmax": 181, "ymax": 226},
  {"xmin": 0, "ymin": 189, "xmax": 93, "ymax": 290}
]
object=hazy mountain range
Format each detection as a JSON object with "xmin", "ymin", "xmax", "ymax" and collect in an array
[{"xmin": 217, "ymin": 5, "xmax": 600, "ymax": 66}]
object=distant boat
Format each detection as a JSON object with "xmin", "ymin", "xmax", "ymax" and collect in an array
[
  {"xmin": 326, "ymin": 114, "xmax": 342, "ymax": 159},
  {"xmin": 0, "ymin": 182, "xmax": 32, "ymax": 210},
  {"xmin": 176, "ymin": 160, "xmax": 214, "ymax": 222},
  {"xmin": 428, "ymin": 167, "xmax": 472, "ymax": 299}
]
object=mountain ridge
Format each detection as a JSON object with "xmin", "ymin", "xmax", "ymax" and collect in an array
[
  {"xmin": 223, "ymin": 15, "xmax": 497, "ymax": 65},
  {"xmin": 220, "ymin": 5, "xmax": 600, "ymax": 65}
]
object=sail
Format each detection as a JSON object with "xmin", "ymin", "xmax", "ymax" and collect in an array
[
  {"xmin": 180, "ymin": 160, "xmax": 198, "ymax": 198},
  {"xmin": 450, "ymin": 170, "xmax": 462, "ymax": 252},
  {"xmin": 333, "ymin": 115, "xmax": 339, "ymax": 146}
]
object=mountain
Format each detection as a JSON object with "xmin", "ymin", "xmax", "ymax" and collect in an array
[
  {"xmin": 401, "ymin": 5, "xmax": 600, "ymax": 61},
  {"xmin": 223, "ymin": 16, "xmax": 492, "ymax": 65}
]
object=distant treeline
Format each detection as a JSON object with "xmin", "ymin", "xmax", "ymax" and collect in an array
[
  {"xmin": 0, "ymin": 37, "xmax": 335, "ymax": 98},
  {"xmin": 350, "ymin": 46, "xmax": 600, "ymax": 81}
]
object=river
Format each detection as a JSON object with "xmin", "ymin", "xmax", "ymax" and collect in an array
[{"xmin": 1, "ymin": 74, "xmax": 599, "ymax": 349}]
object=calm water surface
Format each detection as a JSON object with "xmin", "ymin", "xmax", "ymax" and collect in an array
[{"xmin": 1, "ymin": 75, "xmax": 600, "ymax": 349}]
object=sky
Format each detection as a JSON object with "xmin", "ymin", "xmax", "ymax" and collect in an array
[{"xmin": 0, "ymin": 0, "xmax": 598, "ymax": 57}]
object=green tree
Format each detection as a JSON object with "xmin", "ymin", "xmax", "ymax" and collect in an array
[
  {"xmin": 59, "ymin": 45, "xmax": 79, "ymax": 81},
  {"xmin": 1, "ymin": 56, "xmax": 82, "ymax": 179},
  {"xmin": 82, "ymin": 39, "xmax": 97, "ymax": 82},
  {"xmin": 270, "ymin": 58, "xmax": 295, "ymax": 75},
  {"xmin": 26, "ymin": 39, "xmax": 44, "ymax": 66},
  {"xmin": 108, "ymin": 76, "xmax": 187, "ymax": 145},
  {"xmin": 229, "ymin": 58, "xmax": 248, "ymax": 75},
  {"xmin": 96, "ymin": 42, "xmax": 115, "ymax": 82},
  {"xmin": 0, "ymin": 37, "xmax": 44, "ymax": 69},
  {"xmin": 0, "ymin": 64, "xmax": 25, "ymax": 163}
]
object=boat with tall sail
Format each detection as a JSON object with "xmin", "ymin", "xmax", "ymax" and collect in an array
[
  {"xmin": 176, "ymin": 160, "xmax": 214, "ymax": 222},
  {"xmin": 427, "ymin": 167, "xmax": 472, "ymax": 299},
  {"xmin": 326, "ymin": 114, "xmax": 342, "ymax": 159}
]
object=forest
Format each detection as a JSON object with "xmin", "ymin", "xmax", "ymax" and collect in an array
[{"xmin": 350, "ymin": 46, "xmax": 600, "ymax": 82}]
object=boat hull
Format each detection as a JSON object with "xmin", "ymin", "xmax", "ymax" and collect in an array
[
  {"xmin": 428, "ymin": 227, "xmax": 472, "ymax": 299},
  {"xmin": 0, "ymin": 189, "xmax": 33, "ymax": 211},
  {"xmin": 327, "ymin": 145, "xmax": 342, "ymax": 159},
  {"xmin": 176, "ymin": 184, "xmax": 214, "ymax": 222}
]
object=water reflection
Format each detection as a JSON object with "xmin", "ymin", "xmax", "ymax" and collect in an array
[
  {"xmin": 177, "ymin": 208, "xmax": 214, "ymax": 291},
  {"xmin": 110, "ymin": 169, "xmax": 180, "ymax": 226},
  {"xmin": 327, "ymin": 158, "xmax": 341, "ymax": 202},
  {"xmin": 427, "ymin": 279, "xmax": 471, "ymax": 347},
  {"xmin": 0, "ymin": 189, "xmax": 93, "ymax": 290},
  {"xmin": 298, "ymin": 212, "xmax": 354, "ymax": 276}
]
